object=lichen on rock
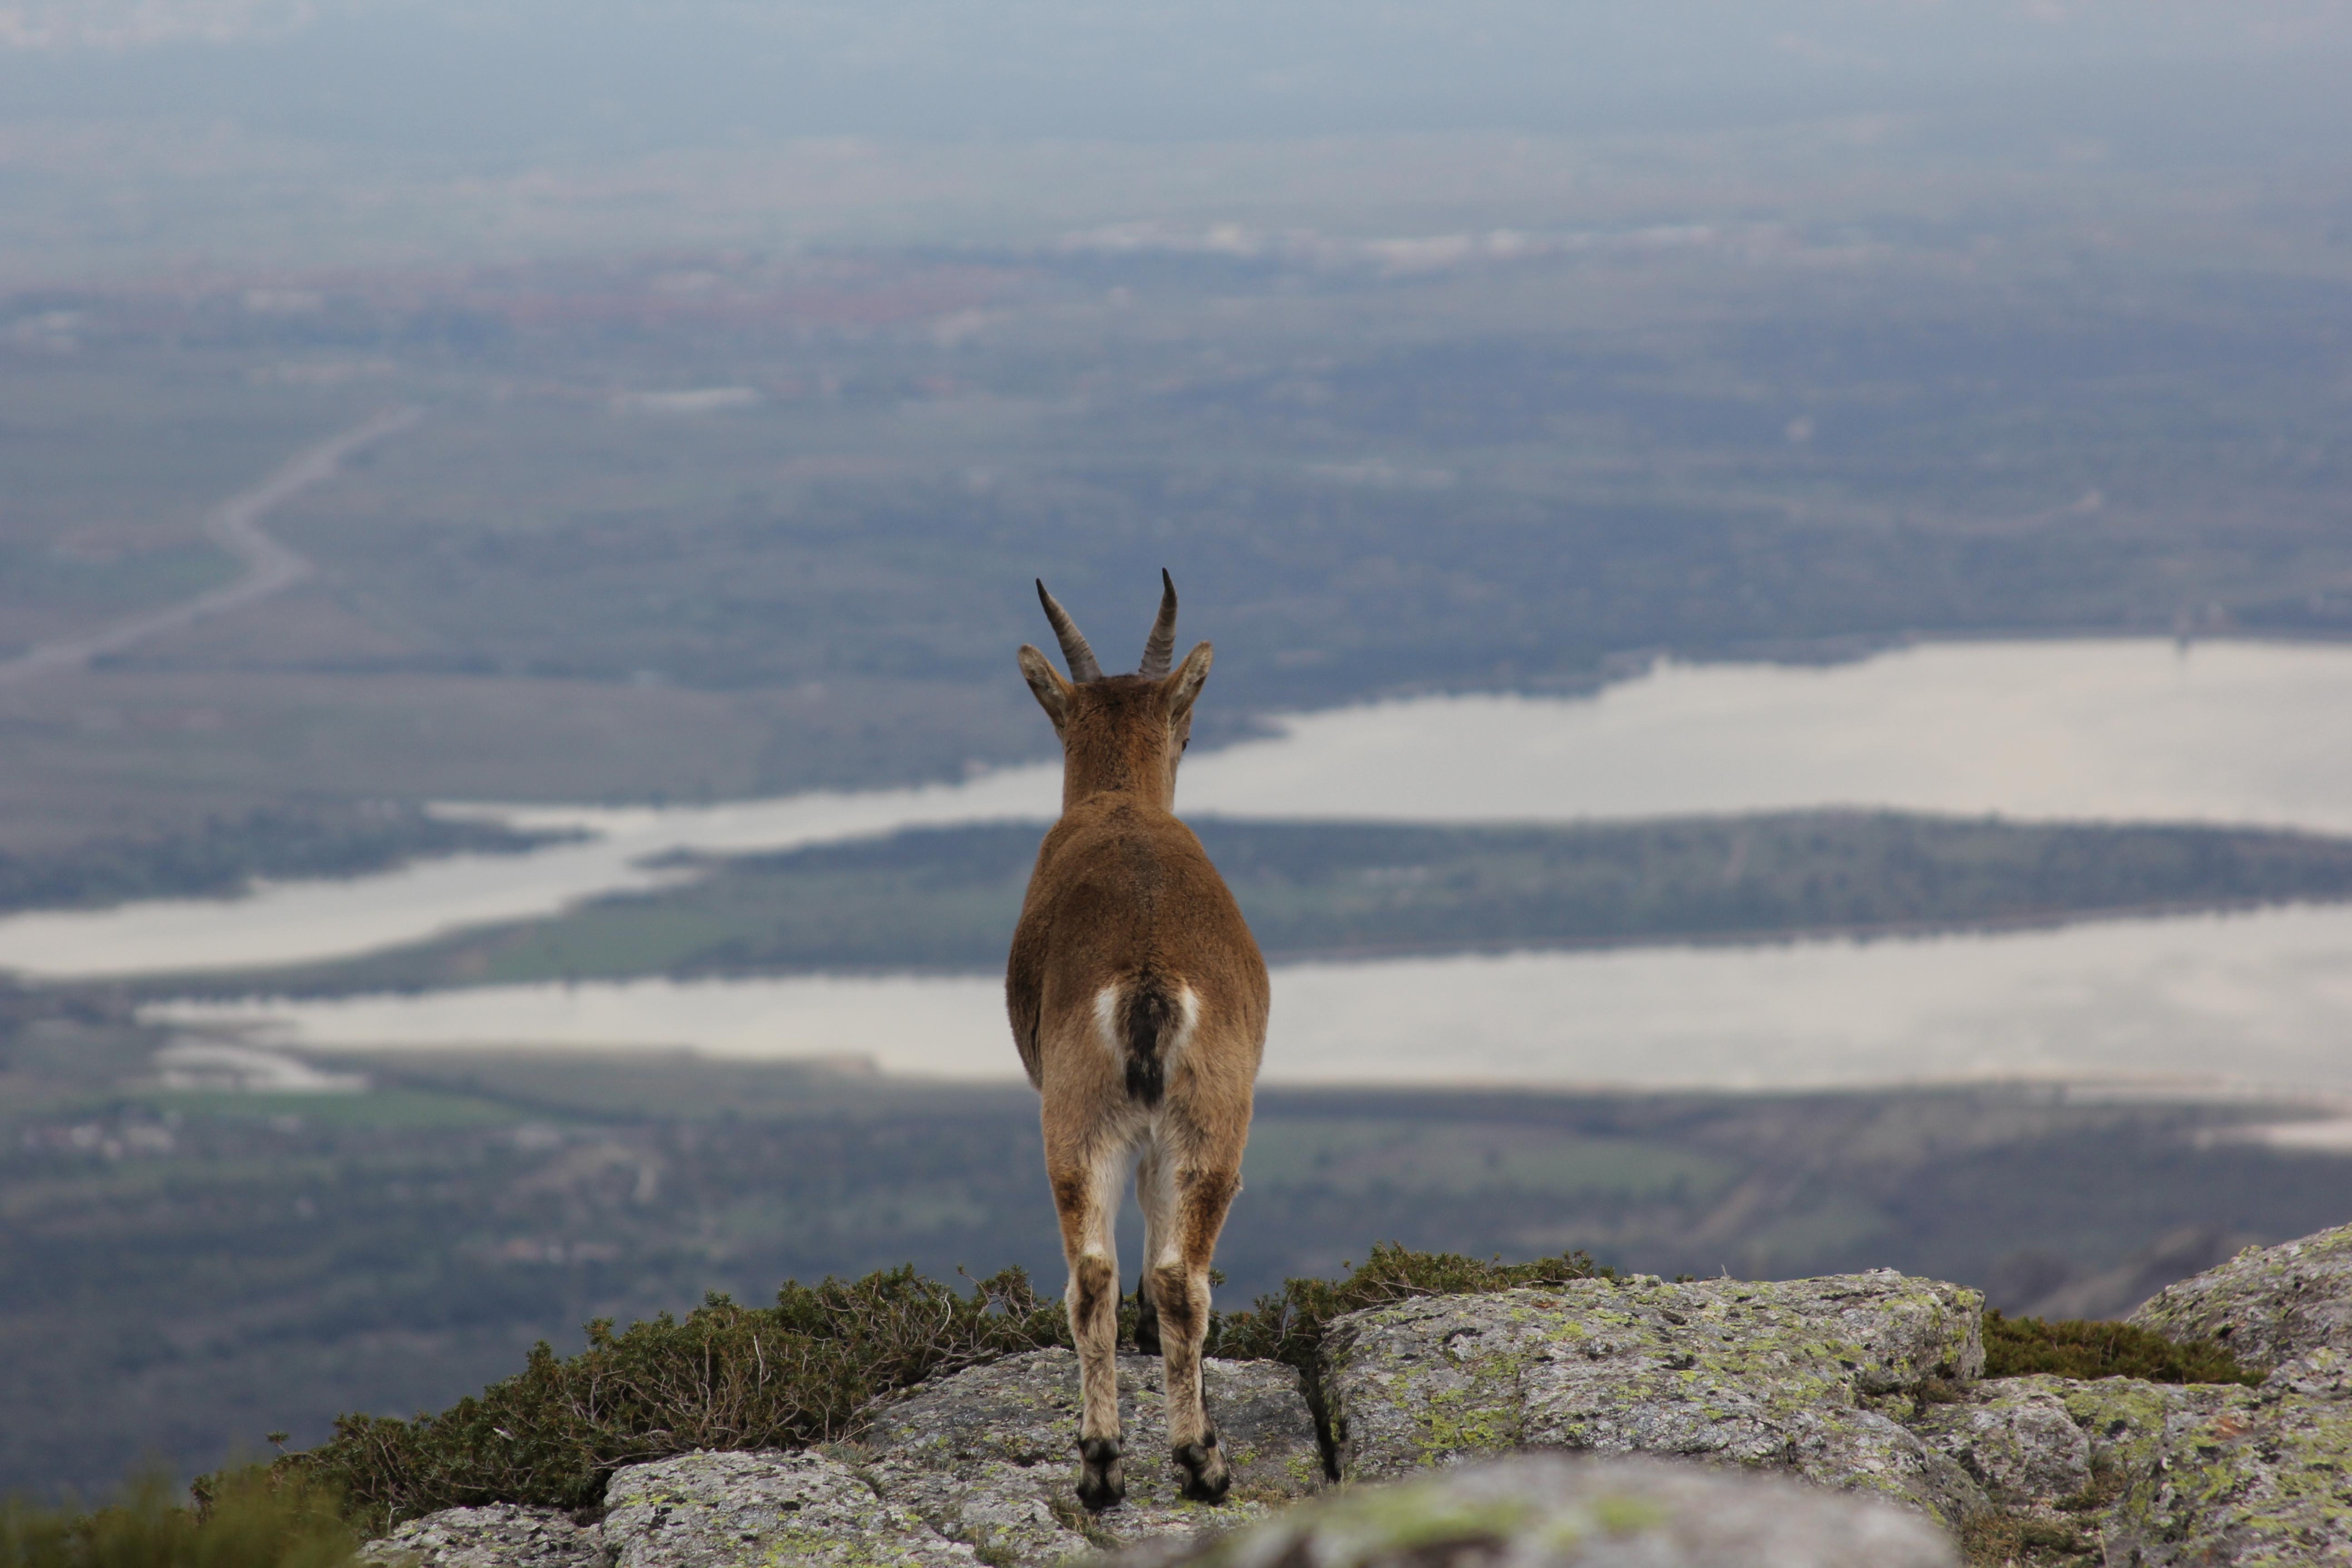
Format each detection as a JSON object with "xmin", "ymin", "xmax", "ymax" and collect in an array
[
  {"xmin": 2129, "ymin": 1219, "xmax": 2352, "ymax": 1370},
  {"xmin": 1101, "ymin": 1452, "xmax": 1959, "ymax": 1568},
  {"xmin": 858, "ymin": 1348, "xmax": 1325, "ymax": 1561},
  {"xmin": 2085, "ymin": 1371, "xmax": 2352, "ymax": 1567},
  {"xmin": 357, "ymin": 1503, "xmax": 603, "ymax": 1568},
  {"xmin": 1912, "ymin": 1377, "xmax": 2092, "ymax": 1506},
  {"xmin": 603, "ymin": 1449, "xmax": 973, "ymax": 1568},
  {"xmin": 1909, "ymin": 1361, "xmax": 2352, "ymax": 1566},
  {"xmin": 1321, "ymin": 1270, "xmax": 1987, "ymax": 1529}
]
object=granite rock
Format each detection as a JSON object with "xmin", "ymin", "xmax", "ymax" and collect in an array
[
  {"xmin": 603, "ymin": 1449, "xmax": 972, "ymax": 1568},
  {"xmin": 1912, "ymin": 1379, "xmax": 2091, "ymax": 1505},
  {"xmin": 2062, "ymin": 1364, "xmax": 2352, "ymax": 1567},
  {"xmin": 1321, "ymin": 1270, "xmax": 1988, "ymax": 1529},
  {"xmin": 860, "ymin": 1348, "xmax": 1325, "ymax": 1561},
  {"xmin": 358, "ymin": 1504, "xmax": 602, "ymax": 1568},
  {"xmin": 2129, "ymin": 1220, "xmax": 2352, "ymax": 1370}
]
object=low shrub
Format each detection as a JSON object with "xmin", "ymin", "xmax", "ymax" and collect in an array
[
  {"xmin": 279, "ymin": 1266, "xmax": 1067, "ymax": 1534},
  {"xmin": 1980, "ymin": 1309, "xmax": 2261, "ymax": 1385},
  {"xmin": 1, "ymin": 1468, "xmax": 353, "ymax": 1568}
]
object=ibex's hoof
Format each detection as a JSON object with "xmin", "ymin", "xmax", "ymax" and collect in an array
[
  {"xmin": 1077, "ymin": 1437, "xmax": 1126, "ymax": 1511},
  {"xmin": 1174, "ymin": 1431, "xmax": 1230, "ymax": 1503}
]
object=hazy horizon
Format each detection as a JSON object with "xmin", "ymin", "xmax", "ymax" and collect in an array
[{"xmin": 4, "ymin": 1, "xmax": 2350, "ymax": 281}]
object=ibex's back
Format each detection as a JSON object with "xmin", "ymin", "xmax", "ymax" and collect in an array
[
  {"xmin": 1006, "ymin": 574, "xmax": 1268, "ymax": 1512},
  {"xmin": 1014, "ymin": 797, "xmax": 1264, "ymax": 1103}
]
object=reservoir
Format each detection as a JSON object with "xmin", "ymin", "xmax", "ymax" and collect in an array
[
  {"xmin": 149, "ymin": 901, "xmax": 2352, "ymax": 1093},
  {"xmin": 5, "ymin": 636, "xmax": 2350, "ymax": 980},
  {"xmin": 19, "ymin": 634, "xmax": 2352, "ymax": 1093}
]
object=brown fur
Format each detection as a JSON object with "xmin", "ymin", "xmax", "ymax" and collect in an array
[{"xmin": 1007, "ymin": 579, "xmax": 1269, "ymax": 1509}]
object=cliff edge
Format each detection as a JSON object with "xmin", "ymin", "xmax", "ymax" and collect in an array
[{"xmin": 362, "ymin": 1223, "xmax": 2352, "ymax": 1568}]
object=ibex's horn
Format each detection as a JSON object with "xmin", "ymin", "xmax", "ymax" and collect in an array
[
  {"xmin": 1036, "ymin": 579, "xmax": 1103, "ymax": 682},
  {"xmin": 1139, "ymin": 568, "xmax": 1178, "ymax": 678}
]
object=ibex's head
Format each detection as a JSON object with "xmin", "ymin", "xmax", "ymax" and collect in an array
[{"xmin": 1019, "ymin": 570, "xmax": 1213, "ymax": 810}]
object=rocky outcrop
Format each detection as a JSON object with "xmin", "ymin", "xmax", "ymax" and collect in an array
[
  {"xmin": 1323, "ymin": 1265, "xmax": 2352, "ymax": 1566},
  {"xmin": 1106, "ymin": 1452, "xmax": 1958, "ymax": 1568},
  {"xmin": 603, "ymin": 1451, "xmax": 971, "ymax": 1568},
  {"xmin": 859, "ymin": 1349, "xmax": 1324, "ymax": 1560},
  {"xmin": 1911, "ymin": 1380, "xmax": 2091, "ymax": 1506},
  {"xmin": 359, "ymin": 1504, "xmax": 602, "ymax": 1568},
  {"xmin": 364, "ymin": 1232, "xmax": 2352, "ymax": 1568},
  {"xmin": 1323, "ymin": 1270, "xmax": 1986, "ymax": 1529},
  {"xmin": 360, "ymin": 1354, "xmax": 1321, "ymax": 1568},
  {"xmin": 1907, "ymin": 1357, "xmax": 2352, "ymax": 1565},
  {"xmin": 2130, "ymin": 1219, "xmax": 2352, "ymax": 1368}
]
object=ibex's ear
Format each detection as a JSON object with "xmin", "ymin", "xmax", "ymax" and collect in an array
[
  {"xmin": 1017, "ymin": 644, "xmax": 1071, "ymax": 725},
  {"xmin": 1162, "ymin": 641, "xmax": 1213, "ymax": 720}
]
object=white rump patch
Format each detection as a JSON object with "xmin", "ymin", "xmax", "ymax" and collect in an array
[
  {"xmin": 1093, "ymin": 985, "xmax": 1122, "ymax": 1060},
  {"xmin": 1168, "ymin": 983, "xmax": 1201, "ymax": 1067},
  {"xmin": 1091, "ymin": 980, "xmax": 1203, "ymax": 1073}
]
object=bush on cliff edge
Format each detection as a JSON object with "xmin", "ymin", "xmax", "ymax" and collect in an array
[{"xmin": 280, "ymin": 1265, "xmax": 1069, "ymax": 1534}]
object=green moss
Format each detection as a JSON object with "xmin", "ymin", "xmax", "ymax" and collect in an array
[
  {"xmin": 2, "ymin": 1468, "xmax": 355, "ymax": 1568},
  {"xmin": 1983, "ymin": 1310, "xmax": 2261, "ymax": 1385}
]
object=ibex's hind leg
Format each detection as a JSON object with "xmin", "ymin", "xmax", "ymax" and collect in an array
[
  {"xmin": 1049, "ymin": 1139, "xmax": 1128, "ymax": 1510},
  {"xmin": 1149, "ymin": 1156, "xmax": 1240, "ymax": 1503},
  {"xmin": 1132, "ymin": 1145, "xmax": 1171, "ymax": 1355}
]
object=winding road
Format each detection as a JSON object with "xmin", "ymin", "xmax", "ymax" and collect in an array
[{"xmin": 0, "ymin": 406, "xmax": 419, "ymax": 686}]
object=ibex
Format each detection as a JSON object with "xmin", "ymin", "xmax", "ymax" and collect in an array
[{"xmin": 1008, "ymin": 572, "xmax": 1269, "ymax": 1509}]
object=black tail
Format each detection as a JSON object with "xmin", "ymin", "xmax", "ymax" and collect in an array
[{"xmin": 1124, "ymin": 972, "xmax": 1176, "ymax": 1106}]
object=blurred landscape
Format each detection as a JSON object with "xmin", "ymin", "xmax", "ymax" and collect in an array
[
  {"xmin": 8, "ymin": 995, "xmax": 2352, "ymax": 1499},
  {"xmin": 2, "ymin": 0, "xmax": 2350, "ymax": 1505},
  {"xmin": 4, "ymin": 179, "xmax": 2349, "ymax": 860}
]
